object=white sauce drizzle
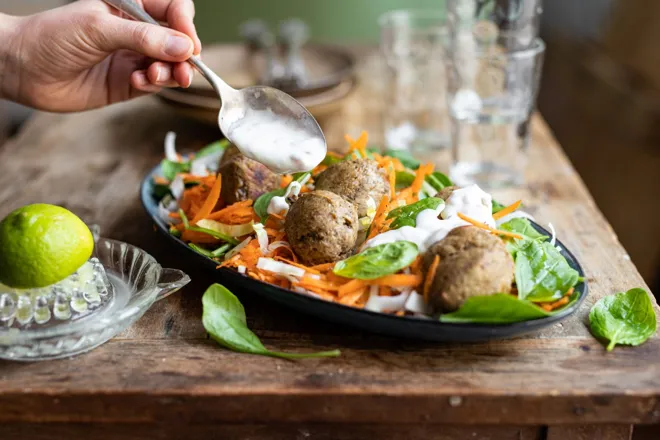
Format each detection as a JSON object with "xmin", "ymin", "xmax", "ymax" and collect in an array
[
  {"xmin": 364, "ymin": 184, "xmax": 496, "ymax": 253},
  {"xmin": 226, "ymin": 108, "xmax": 326, "ymax": 174},
  {"xmin": 267, "ymin": 181, "xmax": 302, "ymax": 216}
]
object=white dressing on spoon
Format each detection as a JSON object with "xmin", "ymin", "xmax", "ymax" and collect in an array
[
  {"xmin": 226, "ymin": 108, "xmax": 327, "ymax": 174},
  {"xmin": 364, "ymin": 184, "xmax": 496, "ymax": 252}
]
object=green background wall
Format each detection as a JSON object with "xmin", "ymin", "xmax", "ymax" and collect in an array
[{"xmin": 194, "ymin": 0, "xmax": 447, "ymax": 43}]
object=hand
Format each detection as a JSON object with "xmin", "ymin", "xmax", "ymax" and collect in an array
[{"xmin": 0, "ymin": 0, "xmax": 201, "ymax": 112}]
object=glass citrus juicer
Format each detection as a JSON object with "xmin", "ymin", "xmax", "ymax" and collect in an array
[{"xmin": 0, "ymin": 227, "xmax": 190, "ymax": 361}]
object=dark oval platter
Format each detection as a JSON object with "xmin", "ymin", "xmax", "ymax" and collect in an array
[{"xmin": 140, "ymin": 165, "xmax": 588, "ymax": 342}]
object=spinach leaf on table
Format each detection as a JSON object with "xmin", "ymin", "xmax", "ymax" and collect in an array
[
  {"xmin": 386, "ymin": 198, "xmax": 444, "ymax": 229},
  {"xmin": 589, "ymin": 288, "xmax": 657, "ymax": 351},
  {"xmin": 515, "ymin": 239, "xmax": 579, "ymax": 302},
  {"xmin": 202, "ymin": 284, "xmax": 341, "ymax": 359},
  {"xmin": 333, "ymin": 241, "xmax": 419, "ymax": 280}
]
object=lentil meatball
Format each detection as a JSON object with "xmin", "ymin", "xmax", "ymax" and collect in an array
[
  {"xmin": 314, "ymin": 158, "xmax": 390, "ymax": 217},
  {"xmin": 423, "ymin": 226, "xmax": 514, "ymax": 312},
  {"xmin": 436, "ymin": 185, "xmax": 457, "ymax": 201},
  {"xmin": 218, "ymin": 145, "xmax": 280, "ymax": 204},
  {"xmin": 285, "ymin": 190, "xmax": 359, "ymax": 266}
]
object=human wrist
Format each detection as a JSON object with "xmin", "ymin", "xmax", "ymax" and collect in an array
[{"xmin": 0, "ymin": 13, "xmax": 25, "ymax": 103}]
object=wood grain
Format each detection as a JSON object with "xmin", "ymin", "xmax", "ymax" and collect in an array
[
  {"xmin": 0, "ymin": 423, "xmax": 542, "ymax": 440},
  {"xmin": 0, "ymin": 96, "xmax": 658, "ymax": 432},
  {"xmin": 548, "ymin": 424, "xmax": 633, "ymax": 440}
]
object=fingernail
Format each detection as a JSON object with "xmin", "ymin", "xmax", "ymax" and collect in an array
[
  {"xmin": 164, "ymin": 35, "xmax": 192, "ymax": 57},
  {"xmin": 155, "ymin": 66, "xmax": 163, "ymax": 83},
  {"xmin": 134, "ymin": 71, "xmax": 148, "ymax": 87}
]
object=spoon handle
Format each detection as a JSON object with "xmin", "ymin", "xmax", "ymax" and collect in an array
[{"xmin": 101, "ymin": 0, "xmax": 236, "ymax": 97}]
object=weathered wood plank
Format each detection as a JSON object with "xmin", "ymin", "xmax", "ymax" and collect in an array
[
  {"xmin": 0, "ymin": 423, "xmax": 542, "ymax": 440},
  {"xmin": 0, "ymin": 338, "xmax": 658, "ymax": 424},
  {"xmin": 547, "ymin": 424, "xmax": 633, "ymax": 440}
]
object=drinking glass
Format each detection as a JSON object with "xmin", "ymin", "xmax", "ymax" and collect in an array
[
  {"xmin": 379, "ymin": 9, "xmax": 451, "ymax": 152},
  {"xmin": 448, "ymin": 0, "xmax": 543, "ymax": 50},
  {"xmin": 446, "ymin": 38, "xmax": 545, "ymax": 188}
]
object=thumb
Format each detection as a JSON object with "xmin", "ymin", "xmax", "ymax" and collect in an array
[{"xmin": 100, "ymin": 16, "xmax": 194, "ymax": 62}]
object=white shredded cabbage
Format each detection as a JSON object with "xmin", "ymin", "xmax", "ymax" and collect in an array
[
  {"xmin": 268, "ymin": 241, "xmax": 289, "ymax": 251},
  {"xmin": 190, "ymin": 160, "xmax": 210, "ymax": 177},
  {"xmin": 225, "ymin": 237, "xmax": 252, "ymax": 260},
  {"xmin": 253, "ymin": 223, "xmax": 269, "ymax": 254},
  {"xmin": 164, "ymin": 131, "xmax": 178, "ymax": 162},
  {"xmin": 404, "ymin": 290, "xmax": 432, "ymax": 315},
  {"xmin": 256, "ymin": 258, "xmax": 305, "ymax": 279},
  {"xmin": 170, "ymin": 174, "xmax": 185, "ymax": 200},
  {"xmin": 237, "ymin": 265, "xmax": 246, "ymax": 274},
  {"xmin": 548, "ymin": 222, "xmax": 557, "ymax": 246},
  {"xmin": 364, "ymin": 286, "xmax": 410, "ymax": 313},
  {"xmin": 358, "ymin": 216, "xmax": 372, "ymax": 231},
  {"xmin": 366, "ymin": 197, "xmax": 377, "ymax": 218}
]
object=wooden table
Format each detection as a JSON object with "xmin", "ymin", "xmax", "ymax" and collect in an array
[{"xmin": 0, "ymin": 97, "xmax": 658, "ymax": 440}]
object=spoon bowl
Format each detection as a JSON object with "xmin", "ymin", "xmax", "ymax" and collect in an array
[{"xmin": 103, "ymin": 0, "xmax": 327, "ymax": 174}]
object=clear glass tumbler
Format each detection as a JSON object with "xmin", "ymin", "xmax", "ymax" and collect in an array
[
  {"xmin": 446, "ymin": 38, "xmax": 545, "ymax": 188},
  {"xmin": 379, "ymin": 9, "xmax": 451, "ymax": 153}
]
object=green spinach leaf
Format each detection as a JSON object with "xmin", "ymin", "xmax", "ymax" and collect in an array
[
  {"xmin": 382, "ymin": 149, "xmax": 421, "ymax": 169},
  {"xmin": 253, "ymin": 172, "xmax": 310, "ymax": 222},
  {"xmin": 492, "ymin": 200, "xmax": 506, "ymax": 214},
  {"xmin": 425, "ymin": 172, "xmax": 452, "ymax": 191},
  {"xmin": 440, "ymin": 294, "xmax": 553, "ymax": 324},
  {"xmin": 498, "ymin": 218, "xmax": 547, "ymax": 256},
  {"xmin": 386, "ymin": 198, "xmax": 444, "ymax": 229},
  {"xmin": 202, "ymin": 284, "xmax": 341, "ymax": 359},
  {"xmin": 333, "ymin": 241, "xmax": 419, "ymax": 280},
  {"xmin": 152, "ymin": 182, "xmax": 171, "ymax": 201},
  {"xmin": 161, "ymin": 159, "xmax": 191, "ymax": 181},
  {"xmin": 395, "ymin": 171, "xmax": 415, "ymax": 189},
  {"xmin": 321, "ymin": 154, "xmax": 343, "ymax": 166},
  {"xmin": 196, "ymin": 139, "xmax": 229, "ymax": 158},
  {"xmin": 515, "ymin": 239, "xmax": 579, "ymax": 302},
  {"xmin": 589, "ymin": 288, "xmax": 657, "ymax": 351}
]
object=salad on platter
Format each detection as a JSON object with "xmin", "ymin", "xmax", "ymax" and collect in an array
[{"xmin": 151, "ymin": 131, "xmax": 583, "ymax": 324}]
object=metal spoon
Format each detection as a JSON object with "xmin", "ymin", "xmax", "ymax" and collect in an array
[{"xmin": 103, "ymin": 0, "xmax": 326, "ymax": 172}]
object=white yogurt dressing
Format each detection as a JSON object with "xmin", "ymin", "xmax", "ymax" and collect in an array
[
  {"xmin": 226, "ymin": 108, "xmax": 326, "ymax": 174},
  {"xmin": 267, "ymin": 181, "xmax": 302, "ymax": 216},
  {"xmin": 442, "ymin": 184, "xmax": 495, "ymax": 227},
  {"xmin": 364, "ymin": 184, "xmax": 496, "ymax": 252}
]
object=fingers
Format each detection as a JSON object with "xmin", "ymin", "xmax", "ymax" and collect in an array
[
  {"xmin": 146, "ymin": 61, "xmax": 193, "ymax": 88},
  {"xmin": 142, "ymin": 0, "xmax": 201, "ymax": 54},
  {"xmin": 132, "ymin": 61, "xmax": 193, "ymax": 92},
  {"xmin": 103, "ymin": 15, "xmax": 194, "ymax": 62}
]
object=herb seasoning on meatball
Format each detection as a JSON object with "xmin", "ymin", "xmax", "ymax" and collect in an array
[
  {"xmin": 314, "ymin": 158, "xmax": 390, "ymax": 217},
  {"xmin": 285, "ymin": 190, "xmax": 359, "ymax": 266},
  {"xmin": 218, "ymin": 145, "xmax": 280, "ymax": 204},
  {"xmin": 423, "ymin": 226, "xmax": 514, "ymax": 312}
]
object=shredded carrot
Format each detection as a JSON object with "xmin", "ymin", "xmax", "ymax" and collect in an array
[
  {"xmin": 410, "ymin": 163, "xmax": 434, "ymax": 201},
  {"xmin": 385, "ymin": 160, "xmax": 396, "ymax": 200},
  {"xmin": 273, "ymin": 256, "xmax": 319, "ymax": 274},
  {"xmin": 367, "ymin": 195, "xmax": 390, "ymax": 240},
  {"xmin": 339, "ymin": 287, "xmax": 368, "ymax": 306},
  {"xmin": 338, "ymin": 279, "xmax": 368, "ymax": 297},
  {"xmin": 423, "ymin": 255, "xmax": 441, "ymax": 303},
  {"xmin": 154, "ymin": 176, "xmax": 169, "ymax": 185},
  {"xmin": 280, "ymin": 175, "xmax": 293, "ymax": 188},
  {"xmin": 540, "ymin": 296, "xmax": 570, "ymax": 312},
  {"xmin": 565, "ymin": 287, "xmax": 575, "ymax": 297},
  {"xmin": 457, "ymin": 213, "xmax": 523, "ymax": 240},
  {"xmin": 492, "ymin": 200, "xmax": 522, "ymax": 220},
  {"xmin": 345, "ymin": 131, "xmax": 368, "ymax": 158},
  {"xmin": 311, "ymin": 262, "xmax": 335, "ymax": 272},
  {"xmin": 369, "ymin": 274, "xmax": 423, "ymax": 287},
  {"xmin": 191, "ymin": 174, "xmax": 222, "ymax": 224},
  {"xmin": 410, "ymin": 256, "xmax": 423, "ymax": 275}
]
